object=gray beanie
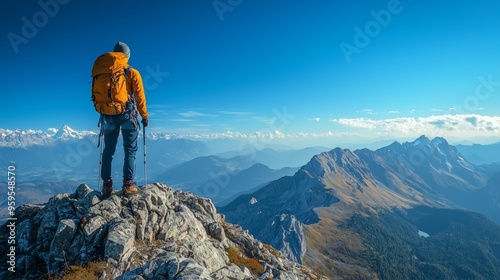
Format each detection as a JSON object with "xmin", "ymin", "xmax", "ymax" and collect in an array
[{"xmin": 114, "ymin": 41, "xmax": 130, "ymax": 59}]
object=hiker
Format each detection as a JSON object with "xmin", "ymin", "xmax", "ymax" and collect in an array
[{"xmin": 91, "ymin": 41, "xmax": 149, "ymax": 198}]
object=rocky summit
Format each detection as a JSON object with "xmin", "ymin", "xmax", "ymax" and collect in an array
[{"xmin": 1, "ymin": 183, "xmax": 324, "ymax": 280}]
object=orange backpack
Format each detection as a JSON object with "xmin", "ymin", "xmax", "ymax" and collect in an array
[{"xmin": 91, "ymin": 52, "xmax": 132, "ymax": 115}]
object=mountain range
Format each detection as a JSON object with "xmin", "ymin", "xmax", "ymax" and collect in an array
[
  {"xmin": 221, "ymin": 136, "xmax": 500, "ymax": 279},
  {"xmin": 0, "ymin": 125, "xmax": 182, "ymax": 147},
  {"xmin": 3, "ymin": 126, "xmax": 500, "ymax": 279},
  {"xmin": 0, "ymin": 125, "xmax": 97, "ymax": 147},
  {"xmin": 2, "ymin": 125, "xmax": 496, "ymax": 178}
]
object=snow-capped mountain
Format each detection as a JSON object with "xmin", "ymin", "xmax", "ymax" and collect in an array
[
  {"xmin": 0, "ymin": 125, "xmax": 211, "ymax": 183},
  {"xmin": 0, "ymin": 125, "xmax": 96, "ymax": 147},
  {"xmin": 52, "ymin": 124, "xmax": 97, "ymax": 141},
  {"xmin": 0, "ymin": 125, "xmax": 182, "ymax": 147},
  {"xmin": 0, "ymin": 128, "xmax": 55, "ymax": 147},
  {"xmin": 148, "ymin": 131, "xmax": 181, "ymax": 140}
]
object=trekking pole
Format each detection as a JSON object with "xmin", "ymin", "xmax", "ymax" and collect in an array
[{"xmin": 143, "ymin": 124, "xmax": 147, "ymax": 186}]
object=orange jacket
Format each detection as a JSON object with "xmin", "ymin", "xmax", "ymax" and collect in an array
[{"xmin": 127, "ymin": 67, "xmax": 148, "ymax": 119}]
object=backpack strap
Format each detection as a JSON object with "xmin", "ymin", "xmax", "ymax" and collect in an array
[
  {"xmin": 124, "ymin": 66, "xmax": 135, "ymax": 104},
  {"xmin": 123, "ymin": 66, "xmax": 141, "ymax": 128}
]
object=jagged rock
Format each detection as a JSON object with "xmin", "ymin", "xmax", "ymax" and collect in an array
[
  {"xmin": 48, "ymin": 219, "xmax": 78, "ymax": 273},
  {"xmin": 132, "ymin": 254, "xmax": 214, "ymax": 279},
  {"xmin": 14, "ymin": 203, "xmax": 44, "ymax": 221},
  {"xmin": 5, "ymin": 182, "xmax": 323, "ymax": 280},
  {"xmin": 261, "ymin": 214, "xmax": 306, "ymax": 264},
  {"xmin": 105, "ymin": 218, "xmax": 136, "ymax": 263},
  {"xmin": 17, "ymin": 219, "xmax": 35, "ymax": 253},
  {"xmin": 70, "ymin": 183, "xmax": 94, "ymax": 200},
  {"xmin": 211, "ymin": 264, "xmax": 253, "ymax": 279},
  {"xmin": 207, "ymin": 221, "xmax": 226, "ymax": 242},
  {"xmin": 221, "ymin": 172, "xmax": 339, "ymax": 263}
]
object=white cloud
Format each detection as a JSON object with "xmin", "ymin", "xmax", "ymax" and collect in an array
[
  {"xmin": 252, "ymin": 116, "xmax": 276, "ymax": 125},
  {"xmin": 361, "ymin": 109, "xmax": 376, "ymax": 115},
  {"xmin": 179, "ymin": 130, "xmax": 355, "ymax": 141},
  {"xmin": 171, "ymin": 118, "xmax": 196, "ymax": 122},
  {"xmin": 330, "ymin": 114, "xmax": 500, "ymax": 137},
  {"xmin": 331, "ymin": 118, "xmax": 377, "ymax": 129},
  {"xmin": 150, "ymin": 113, "xmax": 500, "ymax": 149},
  {"xmin": 177, "ymin": 111, "xmax": 212, "ymax": 118},
  {"xmin": 191, "ymin": 124, "xmax": 211, "ymax": 127},
  {"xmin": 148, "ymin": 109, "xmax": 169, "ymax": 117},
  {"xmin": 107, "ymin": 112, "xmax": 500, "ymax": 145},
  {"xmin": 217, "ymin": 110, "xmax": 253, "ymax": 115}
]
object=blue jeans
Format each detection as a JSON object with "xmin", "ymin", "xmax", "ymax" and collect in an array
[{"xmin": 100, "ymin": 114, "xmax": 138, "ymax": 182}]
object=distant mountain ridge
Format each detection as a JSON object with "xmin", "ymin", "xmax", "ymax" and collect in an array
[
  {"xmin": 157, "ymin": 155, "xmax": 298, "ymax": 205},
  {"xmin": 456, "ymin": 142, "xmax": 500, "ymax": 165},
  {"xmin": 157, "ymin": 155, "xmax": 257, "ymax": 185},
  {"xmin": 217, "ymin": 147, "xmax": 331, "ymax": 169}
]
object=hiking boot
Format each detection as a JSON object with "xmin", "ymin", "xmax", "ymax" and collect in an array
[
  {"xmin": 122, "ymin": 180, "xmax": 139, "ymax": 196},
  {"xmin": 102, "ymin": 179, "xmax": 113, "ymax": 199}
]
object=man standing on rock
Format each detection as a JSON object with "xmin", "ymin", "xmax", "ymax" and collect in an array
[{"xmin": 91, "ymin": 41, "xmax": 149, "ymax": 198}]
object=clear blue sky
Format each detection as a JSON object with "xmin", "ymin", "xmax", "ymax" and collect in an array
[{"xmin": 2, "ymin": 0, "xmax": 500, "ymax": 144}]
